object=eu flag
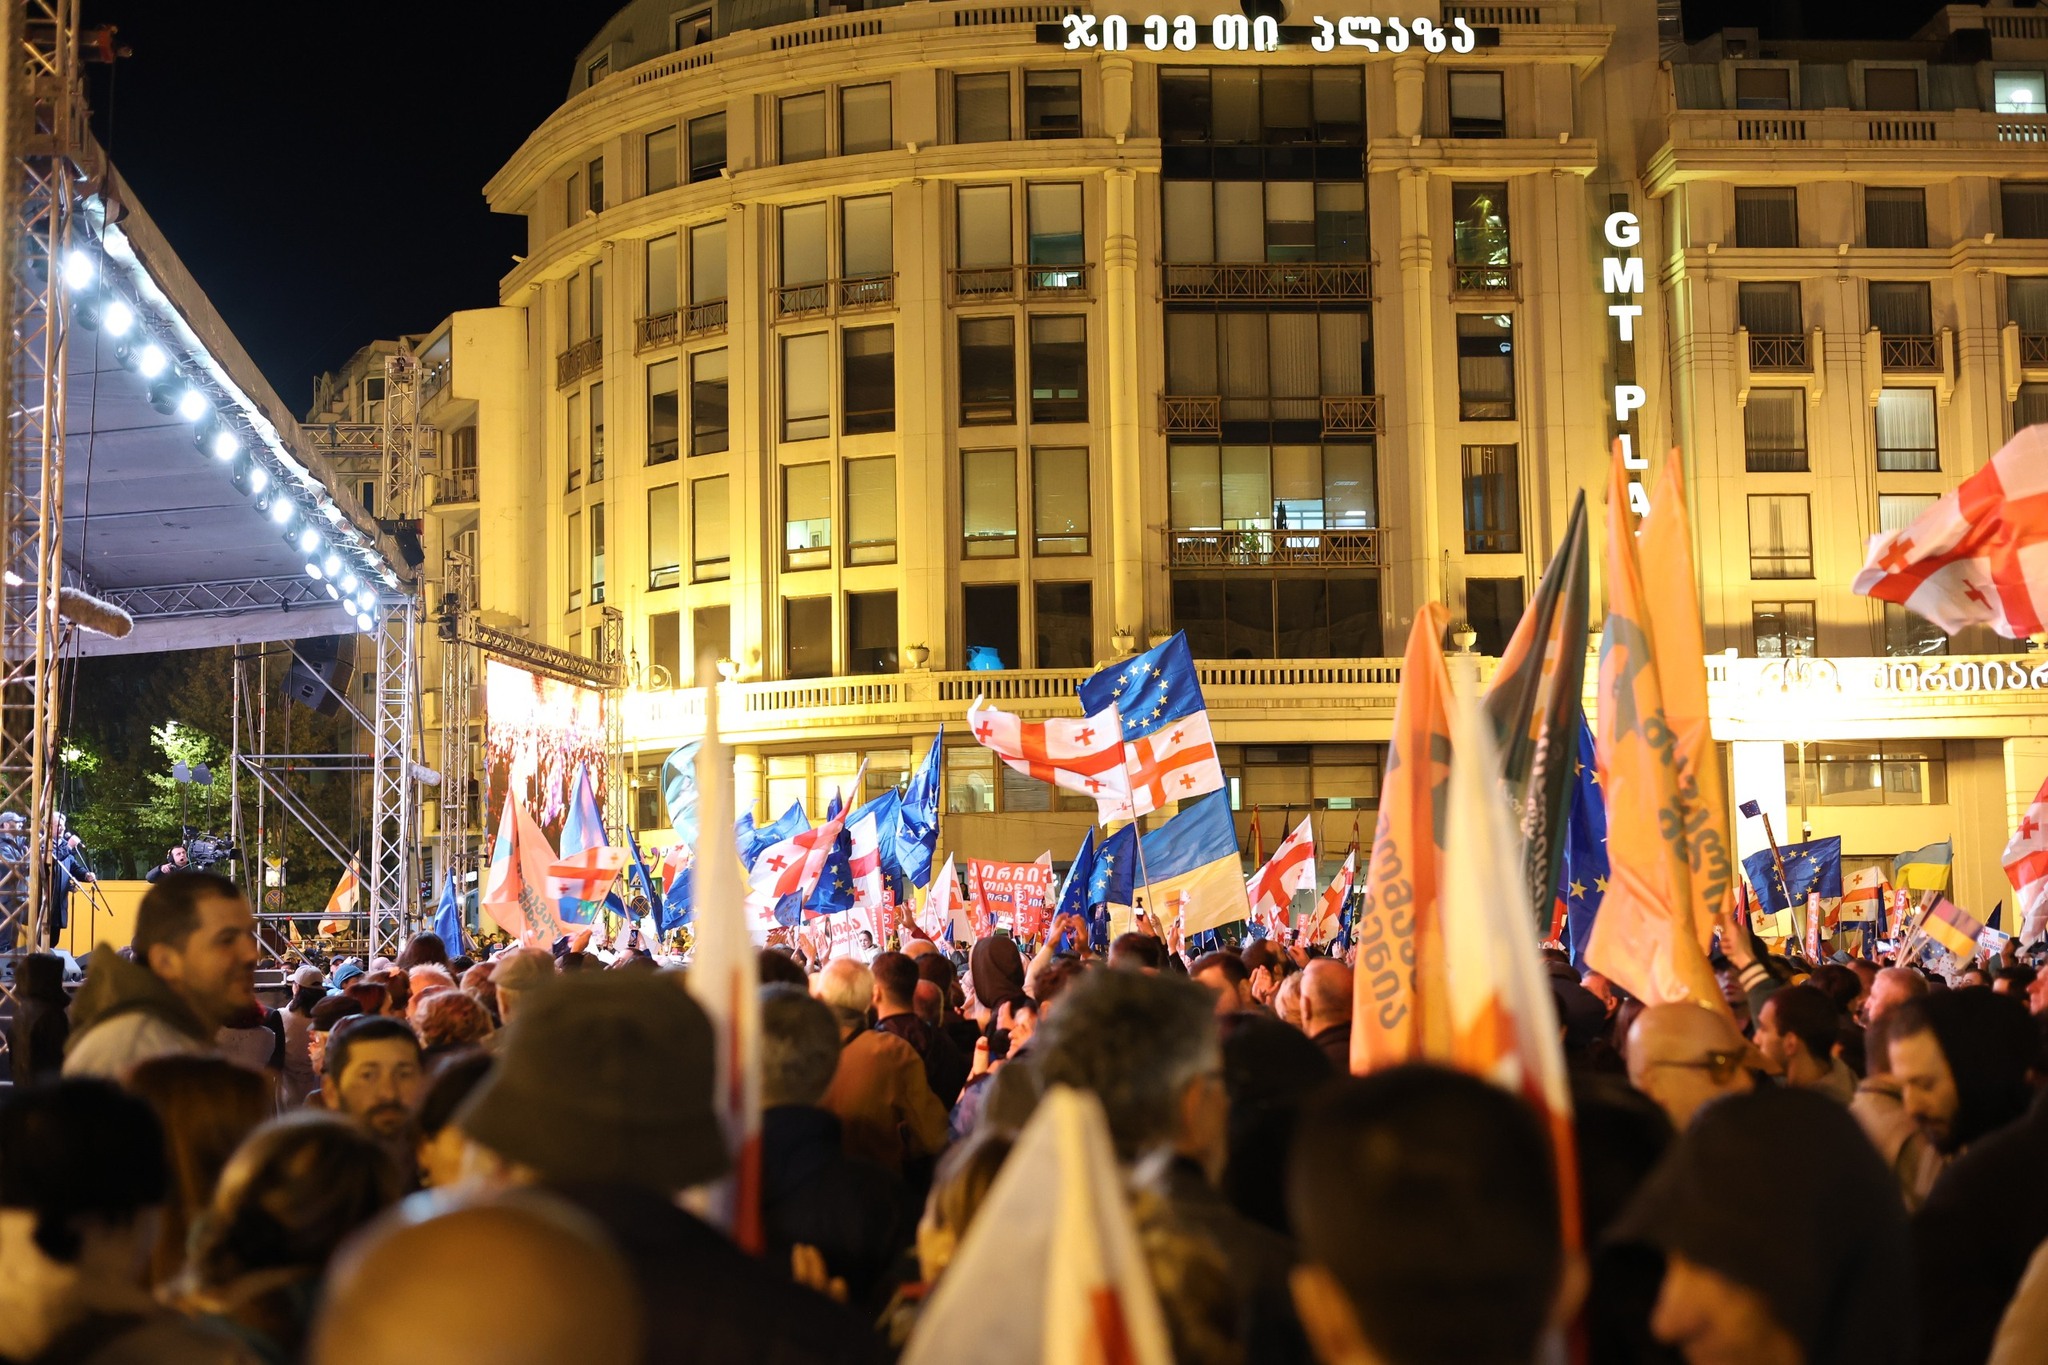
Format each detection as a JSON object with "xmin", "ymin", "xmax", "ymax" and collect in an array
[
  {"xmin": 738, "ymin": 801, "xmax": 808, "ymax": 871},
  {"xmin": 803, "ymin": 826, "xmax": 856, "ymax": 920},
  {"xmin": 1088, "ymin": 824, "xmax": 1137, "ymax": 951},
  {"xmin": 1560, "ymin": 720, "xmax": 1609, "ymax": 969},
  {"xmin": 1052, "ymin": 828, "xmax": 1098, "ymax": 951},
  {"xmin": 1742, "ymin": 835, "xmax": 1843, "ymax": 914},
  {"xmin": 895, "ymin": 729, "xmax": 943, "ymax": 888},
  {"xmin": 1077, "ymin": 632, "xmax": 1205, "ymax": 739}
]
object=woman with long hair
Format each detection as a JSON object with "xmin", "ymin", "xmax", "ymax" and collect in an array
[{"xmin": 125, "ymin": 1055, "xmax": 274, "ymax": 1289}]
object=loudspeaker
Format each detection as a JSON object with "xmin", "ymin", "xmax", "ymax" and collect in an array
[{"xmin": 282, "ymin": 635, "xmax": 357, "ymax": 715}]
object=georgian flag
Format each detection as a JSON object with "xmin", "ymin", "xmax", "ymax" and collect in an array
[
  {"xmin": 744, "ymin": 762, "xmax": 863, "ymax": 926},
  {"xmin": 1305, "ymin": 847, "xmax": 1357, "ymax": 947},
  {"xmin": 967, "ymin": 698, "xmax": 1132, "ymax": 819},
  {"xmin": 2003, "ymin": 772, "xmax": 2048, "ymax": 944},
  {"xmin": 1246, "ymin": 816, "xmax": 1316, "ymax": 937},
  {"xmin": 1839, "ymin": 865, "xmax": 1887, "ymax": 924},
  {"xmin": 1123, "ymin": 709, "xmax": 1225, "ymax": 816},
  {"xmin": 849, "ymin": 806, "xmax": 888, "ymax": 919}
]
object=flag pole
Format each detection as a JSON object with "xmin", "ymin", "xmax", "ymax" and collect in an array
[{"xmin": 1757, "ymin": 809, "xmax": 1795, "ymax": 908}]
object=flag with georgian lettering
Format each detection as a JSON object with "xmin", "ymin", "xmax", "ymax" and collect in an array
[
  {"xmin": 966, "ymin": 698, "xmax": 1132, "ymax": 818},
  {"xmin": 2003, "ymin": 773, "xmax": 2048, "ymax": 944},
  {"xmin": 1246, "ymin": 816, "xmax": 1315, "ymax": 938},
  {"xmin": 1853, "ymin": 422, "xmax": 2048, "ymax": 638}
]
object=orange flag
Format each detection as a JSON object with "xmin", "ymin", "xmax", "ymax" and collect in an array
[
  {"xmin": 1352, "ymin": 603, "xmax": 1455, "ymax": 1073},
  {"xmin": 1585, "ymin": 446, "xmax": 1730, "ymax": 1012}
]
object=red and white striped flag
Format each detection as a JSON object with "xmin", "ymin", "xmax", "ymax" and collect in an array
[
  {"xmin": 967, "ymin": 698, "xmax": 1132, "ymax": 818},
  {"xmin": 849, "ymin": 805, "xmax": 887, "ymax": 920},
  {"xmin": 2004, "ymin": 773, "xmax": 2048, "ymax": 944},
  {"xmin": 317, "ymin": 861, "xmax": 360, "ymax": 937},
  {"xmin": 1246, "ymin": 816, "xmax": 1315, "ymax": 938},
  {"xmin": 1840, "ymin": 865, "xmax": 1887, "ymax": 924},
  {"xmin": 1854, "ymin": 423, "xmax": 2048, "ymax": 638}
]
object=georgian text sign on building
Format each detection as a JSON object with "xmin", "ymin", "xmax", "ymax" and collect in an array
[
  {"xmin": 1874, "ymin": 658, "xmax": 2048, "ymax": 695},
  {"xmin": 1724, "ymin": 655, "xmax": 2048, "ymax": 699},
  {"xmin": 1049, "ymin": 14, "xmax": 1490, "ymax": 53}
]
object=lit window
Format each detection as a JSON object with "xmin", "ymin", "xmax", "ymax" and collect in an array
[
  {"xmin": 841, "ymin": 83, "xmax": 892, "ymax": 155},
  {"xmin": 1744, "ymin": 391, "xmax": 1807, "ymax": 473},
  {"xmin": 783, "ymin": 464, "xmax": 832, "ymax": 571},
  {"xmin": 846, "ymin": 457, "xmax": 897, "ymax": 566},
  {"xmin": 962, "ymin": 449, "xmax": 1017, "ymax": 558},
  {"xmin": 1024, "ymin": 71, "xmax": 1081, "ymax": 138},
  {"xmin": 688, "ymin": 112, "xmax": 726, "ymax": 182},
  {"xmin": 692, "ymin": 476, "xmax": 729, "ymax": 582},
  {"xmin": 1032, "ymin": 447, "xmax": 1089, "ymax": 555},
  {"xmin": 782, "ymin": 334, "xmax": 829, "ymax": 441},
  {"xmin": 957, "ymin": 72, "xmax": 1011, "ymax": 143},
  {"xmin": 959, "ymin": 317, "xmax": 1015, "ymax": 425},
  {"xmin": 1875, "ymin": 388, "xmax": 1938, "ymax": 472},
  {"xmin": 1747, "ymin": 494, "xmax": 1813, "ymax": 579},
  {"xmin": 1751, "ymin": 601, "xmax": 1816, "ymax": 658},
  {"xmin": 1455, "ymin": 314, "xmax": 1515, "ymax": 420},
  {"xmin": 645, "ymin": 127, "xmax": 678, "ymax": 195},
  {"xmin": 648, "ymin": 483, "xmax": 679, "ymax": 590},
  {"xmin": 1028, "ymin": 316, "xmax": 1088, "ymax": 423},
  {"xmin": 1997, "ymin": 70, "xmax": 2046, "ymax": 115},
  {"xmin": 1460, "ymin": 444, "xmax": 1519, "ymax": 553},
  {"xmin": 780, "ymin": 93, "xmax": 827, "ymax": 164}
]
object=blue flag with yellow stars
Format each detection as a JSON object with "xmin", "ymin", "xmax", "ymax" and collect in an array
[
  {"xmin": 1742, "ymin": 835, "xmax": 1843, "ymax": 915},
  {"xmin": 1561, "ymin": 719, "xmax": 1610, "ymax": 969},
  {"xmin": 1087, "ymin": 823, "xmax": 1137, "ymax": 951},
  {"xmin": 802, "ymin": 820, "xmax": 856, "ymax": 921}
]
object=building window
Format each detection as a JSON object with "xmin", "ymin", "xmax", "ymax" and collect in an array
[
  {"xmin": 947, "ymin": 746, "xmax": 996, "ymax": 813},
  {"xmin": 1747, "ymin": 494, "xmax": 1813, "ymax": 579},
  {"xmin": 688, "ymin": 112, "xmax": 726, "ymax": 182},
  {"xmin": 647, "ymin": 234, "xmax": 678, "ymax": 317},
  {"xmin": 1869, "ymin": 281, "xmax": 1933, "ymax": 340},
  {"xmin": 1026, "ymin": 183, "xmax": 1085, "ymax": 285},
  {"xmin": 1455, "ymin": 313, "xmax": 1515, "ymax": 420},
  {"xmin": 1164, "ymin": 311, "xmax": 1373, "ymax": 422},
  {"xmin": 1738, "ymin": 281, "xmax": 1802, "ymax": 335},
  {"xmin": 647, "ymin": 359, "xmax": 680, "ymax": 465},
  {"xmin": 645, "ymin": 127, "xmax": 678, "ymax": 195},
  {"xmin": 589, "ymin": 502, "xmax": 607, "ymax": 604},
  {"xmin": 587, "ymin": 263, "xmax": 605, "ymax": 339},
  {"xmin": 840, "ymin": 83, "xmax": 892, "ymax": 155},
  {"xmin": 586, "ymin": 53, "xmax": 610, "ymax": 88},
  {"xmin": 1733, "ymin": 187, "xmax": 1797, "ymax": 248},
  {"xmin": 842, "ymin": 194, "xmax": 892, "ymax": 282},
  {"xmin": 2013, "ymin": 277, "xmax": 2048, "ymax": 339},
  {"xmin": 964, "ymin": 583, "xmax": 1020, "ymax": 669},
  {"xmin": 356, "ymin": 479, "xmax": 376, "ymax": 516},
  {"xmin": 1997, "ymin": 70, "xmax": 2047, "ymax": 114},
  {"xmin": 1460, "ymin": 444, "xmax": 1520, "ymax": 553},
  {"xmin": 1028, "ymin": 316, "xmax": 1088, "ymax": 423},
  {"xmin": 1035, "ymin": 581, "xmax": 1093, "ymax": 667},
  {"xmin": 648, "ymin": 484, "xmax": 679, "ymax": 590},
  {"xmin": 1167, "ymin": 443, "xmax": 1377, "ymax": 532},
  {"xmin": 1157, "ymin": 68, "xmax": 1363, "ymax": 145},
  {"xmin": 846, "ymin": 456, "xmax": 897, "ymax": 566},
  {"xmin": 1883, "ymin": 602, "xmax": 1948, "ymax": 657},
  {"xmin": 567, "ymin": 270, "xmax": 588, "ymax": 344},
  {"xmin": 1734, "ymin": 67, "xmax": 1792, "ymax": 109},
  {"xmin": 780, "ymin": 92, "xmax": 827, "ymax": 163},
  {"xmin": 673, "ymin": 7, "xmax": 712, "ymax": 47},
  {"xmin": 962, "ymin": 449, "xmax": 1018, "ymax": 558},
  {"xmin": 1790, "ymin": 742, "xmax": 1948, "ymax": 807},
  {"xmin": 2017, "ymin": 381, "xmax": 2048, "ymax": 431},
  {"xmin": 1024, "ymin": 70, "xmax": 1081, "ymax": 138},
  {"xmin": 783, "ymin": 464, "xmax": 831, "ymax": 571},
  {"xmin": 847, "ymin": 591, "xmax": 898, "ymax": 674},
  {"xmin": 1864, "ymin": 68, "xmax": 1920, "ymax": 111},
  {"xmin": 588, "ymin": 382, "xmax": 606, "ymax": 482},
  {"xmin": 2005, "ymin": 182, "xmax": 2048, "ymax": 238},
  {"xmin": 693, "ymin": 605, "xmax": 730, "ymax": 676},
  {"xmin": 563, "ymin": 170, "xmax": 582, "ymax": 231},
  {"xmin": 956, "ymin": 72, "xmax": 1011, "ymax": 142},
  {"xmin": 1875, "ymin": 388, "xmax": 1938, "ymax": 471},
  {"xmin": 782, "ymin": 202, "xmax": 829, "ymax": 291},
  {"xmin": 567, "ymin": 510, "xmax": 583, "ymax": 608},
  {"xmin": 842, "ymin": 326, "xmax": 895, "ymax": 435},
  {"xmin": 1865, "ymin": 187, "xmax": 1927, "ymax": 249},
  {"xmin": 1466, "ymin": 578, "xmax": 1523, "ymax": 657},
  {"xmin": 1879, "ymin": 492, "xmax": 1937, "ymax": 539},
  {"xmin": 565, "ymin": 391, "xmax": 582, "ymax": 490},
  {"xmin": 1744, "ymin": 390, "xmax": 1808, "ymax": 472},
  {"xmin": 782, "ymin": 333, "xmax": 829, "ymax": 441},
  {"xmin": 587, "ymin": 157, "xmax": 605, "ymax": 214},
  {"xmin": 959, "ymin": 317, "xmax": 1016, "ymax": 425},
  {"xmin": 957, "ymin": 185, "xmax": 1014, "ymax": 270},
  {"xmin": 785, "ymin": 598, "xmax": 832, "ymax": 679},
  {"xmin": 1448, "ymin": 70, "xmax": 1505, "ymax": 137},
  {"xmin": 1450, "ymin": 182, "xmax": 1511, "ymax": 288},
  {"xmin": 649, "ymin": 612, "xmax": 681, "ymax": 691},
  {"xmin": 692, "ymin": 475, "xmax": 729, "ymax": 582},
  {"xmin": 1171, "ymin": 573, "xmax": 1382, "ymax": 659},
  {"xmin": 690, "ymin": 348, "xmax": 728, "ymax": 455},
  {"xmin": 1032, "ymin": 447, "xmax": 1089, "ymax": 556},
  {"xmin": 690, "ymin": 220, "xmax": 726, "ymax": 305},
  {"xmin": 1752, "ymin": 601, "xmax": 1816, "ymax": 658}
]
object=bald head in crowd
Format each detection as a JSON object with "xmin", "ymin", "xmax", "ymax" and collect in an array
[
  {"xmin": 1627, "ymin": 1003, "xmax": 1754, "ymax": 1130},
  {"xmin": 1301, "ymin": 959, "xmax": 1353, "ymax": 1034},
  {"xmin": 310, "ymin": 1191, "xmax": 640, "ymax": 1365},
  {"xmin": 1866, "ymin": 966, "xmax": 1929, "ymax": 1024}
]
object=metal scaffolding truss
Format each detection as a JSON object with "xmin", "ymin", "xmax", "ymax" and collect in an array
[
  {"xmin": 436, "ymin": 548, "xmax": 473, "ymax": 902},
  {"xmin": 366, "ymin": 597, "xmax": 418, "ymax": 959},
  {"xmin": 0, "ymin": 0, "xmax": 80, "ymax": 993},
  {"xmin": 102, "ymin": 575, "xmax": 330, "ymax": 620}
]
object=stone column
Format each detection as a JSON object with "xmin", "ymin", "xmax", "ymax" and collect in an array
[{"xmin": 1106, "ymin": 164, "xmax": 1145, "ymax": 642}]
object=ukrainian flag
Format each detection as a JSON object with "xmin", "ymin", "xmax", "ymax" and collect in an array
[
  {"xmin": 1893, "ymin": 841, "xmax": 1954, "ymax": 893},
  {"xmin": 1136, "ymin": 791, "xmax": 1249, "ymax": 937}
]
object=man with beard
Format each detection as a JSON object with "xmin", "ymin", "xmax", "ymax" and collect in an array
[
  {"xmin": 324, "ymin": 1015, "xmax": 427, "ymax": 1178},
  {"xmin": 65, "ymin": 871, "xmax": 259, "ymax": 1078}
]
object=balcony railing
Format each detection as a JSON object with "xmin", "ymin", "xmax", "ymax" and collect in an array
[
  {"xmin": 1747, "ymin": 332, "xmax": 1808, "ymax": 370},
  {"xmin": 836, "ymin": 273, "xmax": 896, "ymax": 311},
  {"xmin": 556, "ymin": 336, "xmax": 602, "ymax": 387},
  {"xmin": 1881, "ymin": 333, "xmax": 1940, "ymax": 371},
  {"xmin": 1162, "ymin": 394, "xmax": 1382, "ymax": 436},
  {"xmin": 1168, "ymin": 527, "xmax": 1383, "ymax": 569},
  {"xmin": 775, "ymin": 276, "xmax": 895, "ymax": 320},
  {"xmin": 434, "ymin": 470, "xmax": 478, "ymax": 505},
  {"xmin": 637, "ymin": 312, "xmax": 679, "ymax": 351},
  {"xmin": 945, "ymin": 264, "xmax": 1094, "ymax": 303},
  {"xmin": 1450, "ymin": 261, "xmax": 1518, "ymax": 297},
  {"xmin": 686, "ymin": 298, "xmax": 728, "ymax": 335},
  {"xmin": 2025, "ymin": 333, "xmax": 2048, "ymax": 367},
  {"xmin": 420, "ymin": 356, "xmax": 453, "ymax": 407},
  {"xmin": 1442, "ymin": 2, "xmax": 1577, "ymax": 21},
  {"xmin": 1162, "ymin": 261, "xmax": 1373, "ymax": 302},
  {"xmin": 775, "ymin": 282, "xmax": 830, "ymax": 318},
  {"xmin": 1667, "ymin": 108, "xmax": 2048, "ymax": 150}
]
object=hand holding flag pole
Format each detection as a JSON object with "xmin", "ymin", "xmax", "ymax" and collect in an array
[{"xmin": 1737, "ymin": 799, "xmax": 1795, "ymax": 909}]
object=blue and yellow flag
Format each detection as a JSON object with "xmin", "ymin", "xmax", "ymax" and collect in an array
[
  {"xmin": 1136, "ymin": 791, "xmax": 1248, "ymax": 937},
  {"xmin": 1894, "ymin": 841, "xmax": 1954, "ymax": 892}
]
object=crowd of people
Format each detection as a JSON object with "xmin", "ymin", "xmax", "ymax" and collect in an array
[{"xmin": 4, "ymin": 868, "xmax": 2048, "ymax": 1364}]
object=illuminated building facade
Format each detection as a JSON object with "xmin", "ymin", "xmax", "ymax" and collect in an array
[{"xmin": 349, "ymin": 0, "xmax": 2048, "ymax": 909}]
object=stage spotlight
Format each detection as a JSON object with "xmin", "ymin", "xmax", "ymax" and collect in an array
[
  {"xmin": 136, "ymin": 343, "xmax": 168, "ymax": 379},
  {"xmin": 102, "ymin": 299, "xmax": 133, "ymax": 337},
  {"xmin": 253, "ymin": 492, "xmax": 272, "ymax": 515},
  {"xmin": 176, "ymin": 388, "xmax": 209, "ymax": 422},
  {"xmin": 322, "ymin": 552, "xmax": 341, "ymax": 576},
  {"xmin": 62, "ymin": 250, "xmax": 93, "ymax": 291},
  {"xmin": 298, "ymin": 526, "xmax": 322, "ymax": 555},
  {"xmin": 146, "ymin": 377, "xmax": 180, "ymax": 416},
  {"xmin": 248, "ymin": 465, "xmax": 269, "ymax": 494},
  {"xmin": 306, "ymin": 561, "xmax": 323, "ymax": 579},
  {"xmin": 268, "ymin": 498, "xmax": 293, "ymax": 525},
  {"xmin": 339, "ymin": 571, "xmax": 359, "ymax": 594},
  {"xmin": 356, "ymin": 613, "xmax": 374, "ymax": 633},
  {"xmin": 73, "ymin": 295, "xmax": 102, "ymax": 331},
  {"xmin": 211, "ymin": 429, "xmax": 239, "ymax": 461},
  {"xmin": 324, "ymin": 582, "xmax": 339, "ymax": 600}
]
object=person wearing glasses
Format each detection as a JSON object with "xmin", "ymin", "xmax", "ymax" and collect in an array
[{"xmin": 1625, "ymin": 1003, "xmax": 1756, "ymax": 1130}]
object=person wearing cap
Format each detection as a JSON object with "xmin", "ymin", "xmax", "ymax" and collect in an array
[
  {"xmin": 453, "ymin": 970, "xmax": 881, "ymax": 1365},
  {"xmin": 65, "ymin": 872, "xmax": 259, "ymax": 1080},
  {"xmin": 482, "ymin": 947, "xmax": 555, "ymax": 1051},
  {"xmin": 280, "ymin": 965, "xmax": 328, "ymax": 1107}
]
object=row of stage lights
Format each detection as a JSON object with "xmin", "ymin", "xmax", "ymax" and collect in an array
[{"xmin": 63, "ymin": 245, "xmax": 394, "ymax": 634}]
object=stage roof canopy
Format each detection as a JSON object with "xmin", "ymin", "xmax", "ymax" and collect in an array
[{"xmin": 58, "ymin": 167, "xmax": 409, "ymax": 657}]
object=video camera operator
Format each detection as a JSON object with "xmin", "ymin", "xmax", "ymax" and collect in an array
[{"xmin": 146, "ymin": 844, "xmax": 190, "ymax": 883}]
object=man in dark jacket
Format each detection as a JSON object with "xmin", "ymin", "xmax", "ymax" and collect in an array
[
  {"xmin": 7, "ymin": 951, "xmax": 70, "ymax": 1082},
  {"xmin": 1299, "ymin": 958, "xmax": 1354, "ymax": 1072},
  {"xmin": 759, "ymin": 984, "xmax": 907, "ymax": 1310},
  {"xmin": 870, "ymin": 951, "xmax": 967, "ymax": 1107},
  {"xmin": 457, "ymin": 970, "xmax": 880, "ymax": 1365}
]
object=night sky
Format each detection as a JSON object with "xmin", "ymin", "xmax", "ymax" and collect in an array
[{"xmin": 74, "ymin": 0, "xmax": 1964, "ymax": 411}]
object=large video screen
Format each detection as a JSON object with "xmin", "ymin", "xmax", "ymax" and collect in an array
[{"xmin": 484, "ymin": 660, "xmax": 606, "ymax": 829}]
